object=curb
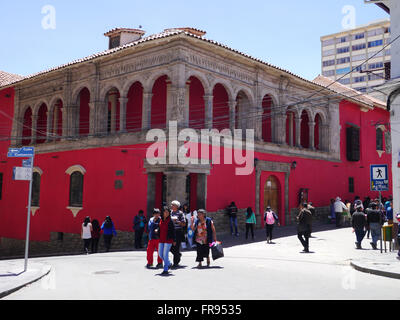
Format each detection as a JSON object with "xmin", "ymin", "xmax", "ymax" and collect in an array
[
  {"xmin": 0, "ymin": 265, "xmax": 52, "ymax": 299},
  {"xmin": 350, "ymin": 261, "xmax": 400, "ymax": 280}
]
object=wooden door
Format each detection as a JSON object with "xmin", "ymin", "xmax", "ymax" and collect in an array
[{"xmin": 264, "ymin": 176, "xmax": 280, "ymax": 215}]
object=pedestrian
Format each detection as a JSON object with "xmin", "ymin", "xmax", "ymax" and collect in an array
[
  {"xmin": 334, "ymin": 197, "xmax": 348, "ymax": 228},
  {"xmin": 170, "ymin": 200, "xmax": 186, "ymax": 268},
  {"xmin": 329, "ymin": 198, "xmax": 336, "ymax": 224},
  {"xmin": 133, "ymin": 210, "xmax": 147, "ymax": 249},
  {"xmin": 158, "ymin": 206, "xmax": 176, "ymax": 275},
  {"xmin": 351, "ymin": 196, "xmax": 363, "ymax": 216},
  {"xmin": 352, "ymin": 204, "xmax": 367, "ymax": 249},
  {"xmin": 101, "ymin": 216, "xmax": 117, "ymax": 252},
  {"xmin": 191, "ymin": 209, "xmax": 217, "ymax": 268},
  {"xmin": 226, "ymin": 201, "xmax": 239, "ymax": 236},
  {"xmin": 366, "ymin": 202, "xmax": 383, "ymax": 250},
  {"xmin": 186, "ymin": 210, "xmax": 198, "ymax": 249},
  {"xmin": 181, "ymin": 204, "xmax": 190, "ymax": 250},
  {"xmin": 297, "ymin": 203, "xmax": 313, "ymax": 253},
  {"xmin": 245, "ymin": 207, "xmax": 256, "ymax": 240},
  {"xmin": 307, "ymin": 202, "xmax": 315, "ymax": 237},
  {"xmin": 91, "ymin": 219, "xmax": 101, "ymax": 253},
  {"xmin": 146, "ymin": 209, "xmax": 163, "ymax": 269},
  {"xmin": 81, "ymin": 216, "xmax": 92, "ymax": 255},
  {"xmin": 385, "ymin": 200, "xmax": 394, "ymax": 225},
  {"xmin": 264, "ymin": 206, "xmax": 280, "ymax": 243}
]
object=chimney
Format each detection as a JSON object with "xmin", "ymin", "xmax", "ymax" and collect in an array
[{"xmin": 104, "ymin": 28, "xmax": 146, "ymax": 49}]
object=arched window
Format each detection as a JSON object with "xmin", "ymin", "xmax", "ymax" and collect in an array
[
  {"xmin": 31, "ymin": 172, "xmax": 41, "ymax": 207},
  {"xmin": 69, "ymin": 171, "xmax": 84, "ymax": 207},
  {"xmin": 376, "ymin": 128, "xmax": 384, "ymax": 151}
]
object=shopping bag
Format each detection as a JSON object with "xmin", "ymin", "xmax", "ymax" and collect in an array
[{"xmin": 210, "ymin": 241, "xmax": 224, "ymax": 260}]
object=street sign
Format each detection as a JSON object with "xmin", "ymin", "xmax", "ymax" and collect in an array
[
  {"xmin": 22, "ymin": 159, "xmax": 32, "ymax": 168},
  {"xmin": 13, "ymin": 167, "xmax": 33, "ymax": 181},
  {"xmin": 7, "ymin": 147, "xmax": 35, "ymax": 158},
  {"xmin": 370, "ymin": 164, "xmax": 389, "ymax": 191}
]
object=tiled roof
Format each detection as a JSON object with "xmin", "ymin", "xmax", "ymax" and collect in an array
[
  {"xmin": 313, "ymin": 75, "xmax": 386, "ymax": 109},
  {"xmin": 104, "ymin": 28, "xmax": 146, "ymax": 37},
  {"xmin": 0, "ymin": 71, "xmax": 24, "ymax": 87}
]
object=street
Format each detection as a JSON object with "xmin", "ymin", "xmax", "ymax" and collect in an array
[{"xmin": 3, "ymin": 226, "xmax": 400, "ymax": 300}]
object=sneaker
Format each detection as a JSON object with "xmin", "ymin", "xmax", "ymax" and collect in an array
[
  {"xmin": 161, "ymin": 270, "xmax": 169, "ymax": 275},
  {"xmin": 156, "ymin": 263, "xmax": 163, "ymax": 269},
  {"xmin": 146, "ymin": 264, "xmax": 152, "ymax": 269}
]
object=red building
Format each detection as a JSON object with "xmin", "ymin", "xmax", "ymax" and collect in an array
[{"xmin": 0, "ymin": 28, "xmax": 392, "ymax": 251}]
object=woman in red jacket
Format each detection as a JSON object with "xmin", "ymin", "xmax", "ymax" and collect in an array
[{"xmin": 158, "ymin": 206, "xmax": 176, "ymax": 275}]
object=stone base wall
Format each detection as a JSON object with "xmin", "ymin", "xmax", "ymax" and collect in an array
[{"xmin": 0, "ymin": 230, "xmax": 135, "ymax": 259}]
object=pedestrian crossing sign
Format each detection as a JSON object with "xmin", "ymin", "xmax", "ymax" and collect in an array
[{"xmin": 370, "ymin": 164, "xmax": 389, "ymax": 191}]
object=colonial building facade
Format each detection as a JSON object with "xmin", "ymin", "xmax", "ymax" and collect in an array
[{"xmin": 0, "ymin": 27, "xmax": 392, "ymax": 254}]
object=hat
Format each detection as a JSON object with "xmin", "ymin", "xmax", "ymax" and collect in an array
[
  {"xmin": 171, "ymin": 200, "xmax": 181, "ymax": 208},
  {"xmin": 336, "ymin": 197, "xmax": 341, "ymax": 201},
  {"xmin": 153, "ymin": 208, "xmax": 161, "ymax": 214}
]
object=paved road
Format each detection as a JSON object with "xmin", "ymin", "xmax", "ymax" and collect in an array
[{"xmin": 4, "ymin": 226, "xmax": 400, "ymax": 300}]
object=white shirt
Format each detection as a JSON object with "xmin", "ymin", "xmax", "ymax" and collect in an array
[
  {"xmin": 186, "ymin": 212, "xmax": 198, "ymax": 229},
  {"xmin": 334, "ymin": 200, "xmax": 347, "ymax": 213},
  {"xmin": 82, "ymin": 223, "xmax": 92, "ymax": 239}
]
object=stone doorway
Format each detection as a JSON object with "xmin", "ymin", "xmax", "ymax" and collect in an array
[{"xmin": 264, "ymin": 175, "xmax": 280, "ymax": 215}]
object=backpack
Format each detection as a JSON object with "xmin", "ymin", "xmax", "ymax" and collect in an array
[{"xmin": 265, "ymin": 211, "xmax": 275, "ymax": 225}]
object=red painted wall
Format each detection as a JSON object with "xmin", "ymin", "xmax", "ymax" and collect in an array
[
  {"xmin": 151, "ymin": 76, "xmax": 167, "ymax": 129},
  {"xmin": 189, "ymin": 77, "xmax": 205, "ymax": 129},
  {"xmin": 127, "ymin": 82, "xmax": 143, "ymax": 132}
]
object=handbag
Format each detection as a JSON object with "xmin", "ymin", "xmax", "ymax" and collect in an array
[{"xmin": 210, "ymin": 241, "xmax": 224, "ymax": 260}]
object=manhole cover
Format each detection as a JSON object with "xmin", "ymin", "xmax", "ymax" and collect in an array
[{"xmin": 93, "ymin": 270, "xmax": 120, "ymax": 275}]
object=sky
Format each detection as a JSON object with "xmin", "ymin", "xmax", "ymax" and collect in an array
[{"xmin": 0, "ymin": 0, "xmax": 389, "ymax": 81}]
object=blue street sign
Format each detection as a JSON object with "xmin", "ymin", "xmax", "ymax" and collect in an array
[
  {"xmin": 22, "ymin": 159, "xmax": 32, "ymax": 168},
  {"xmin": 7, "ymin": 147, "xmax": 35, "ymax": 158},
  {"xmin": 370, "ymin": 164, "xmax": 389, "ymax": 192}
]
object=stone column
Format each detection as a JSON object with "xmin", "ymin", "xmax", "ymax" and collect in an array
[
  {"xmin": 320, "ymin": 124, "xmax": 329, "ymax": 152},
  {"xmin": 229, "ymin": 100, "xmax": 236, "ymax": 132},
  {"xmin": 88, "ymin": 102, "xmax": 96, "ymax": 136},
  {"xmin": 308, "ymin": 121, "xmax": 315, "ymax": 150},
  {"xmin": 295, "ymin": 116, "xmax": 302, "ymax": 148},
  {"xmin": 166, "ymin": 81, "xmax": 172, "ymax": 125},
  {"xmin": 164, "ymin": 170, "xmax": 188, "ymax": 207},
  {"xmin": 142, "ymin": 92, "xmax": 153, "ymax": 130},
  {"xmin": 61, "ymin": 107, "xmax": 68, "ymax": 141},
  {"xmin": 30, "ymin": 115, "xmax": 38, "ymax": 145},
  {"xmin": 46, "ymin": 110, "xmax": 52, "ymax": 142},
  {"xmin": 67, "ymin": 104, "xmax": 79, "ymax": 138},
  {"xmin": 255, "ymin": 107, "xmax": 263, "ymax": 141},
  {"xmin": 119, "ymin": 97, "xmax": 128, "ymax": 133},
  {"xmin": 196, "ymin": 173, "xmax": 207, "ymax": 210},
  {"xmin": 275, "ymin": 113, "xmax": 287, "ymax": 145},
  {"xmin": 287, "ymin": 112, "xmax": 294, "ymax": 146},
  {"xmin": 204, "ymin": 94, "xmax": 213, "ymax": 129},
  {"xmin": 109, "ymin": 93, "xmax": 117, "ymax": 134},
  {"xmin": 146, "ymin": 172, "xmax": 157, "ymax": 219}
]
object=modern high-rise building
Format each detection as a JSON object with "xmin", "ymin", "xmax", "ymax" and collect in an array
[{"xmin": 321, "ymin": 18, "xmax": 391, "ymax": 101}]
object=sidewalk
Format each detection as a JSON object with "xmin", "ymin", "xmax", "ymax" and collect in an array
[
  {"xmin": 351, "ymin": 250, "xmax": 400, "ymax": 280},
  {"xmin": 0, "ymin": 259, "xmax": 51, "ymax": 298}
]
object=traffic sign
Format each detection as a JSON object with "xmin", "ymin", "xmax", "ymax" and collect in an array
[
  {"xmin": 22, "ymin": 159, "xmax": 32, "ymax": 168},
  {"xmin": 7, "ymin": 147, "xmax": 35, "ymax": 158},
  {"xmin": 370, "ymin": 164, "xmax": 389, "ymax": 191},
  {"xmin": 13, "ymin": 167, "xmax": 33, "ymax": 181}
]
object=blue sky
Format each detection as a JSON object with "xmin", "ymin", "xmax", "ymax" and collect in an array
[{"xmin": 0, "ymin": 0, "xmax": 388, "ymax": 80}]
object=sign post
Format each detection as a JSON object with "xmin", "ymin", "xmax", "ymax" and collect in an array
[
  {"xmin": 7, "ymin": 147, "xmax": 35, "ymax": 272},
  {"xmin": 370, "ymin": 164, "xmax": 389, "ymax": 193}
]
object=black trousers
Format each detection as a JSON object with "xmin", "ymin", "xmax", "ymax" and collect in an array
[
  {"xmin": 266, "ymin": 224, "xmax": 274, "ymax": 240},
  {"xmin": 134, "ymin": 228, "xmax": 145, "ymax": 249},
  {"xmin": 246, "ymin": 223, "xmax": 254, "ymax": 239},
  {"xmin": 83, "ymin": 239, "xmax": 91, "ymax": 253},
  {"xmin": 91, "ymin": 237, "xmax": 99, "ymax": 253},
  {"xmin": 170, "ymin": 229, "xmax": 184, "ymax": 265},
  {"xmin": 103, "ymin": 234, "xmax": 113, "ymax": 252},
  {"xmin": 335, "ymin": 212, "xmax": 342, "ymax": 227},
  {"xmin": 298, "ymin": 231, "xmax": 310, "ymax": 250},
  {"xmin": 195, "ymin": 243, "xmax": 210, "ymax": 262}
]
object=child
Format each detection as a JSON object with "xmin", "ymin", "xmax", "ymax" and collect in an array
[{"xmin": 146, "ymin": 209, "xmax": 163, "ymax": 269}]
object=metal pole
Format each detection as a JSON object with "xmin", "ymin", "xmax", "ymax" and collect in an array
[{"xmin": 24, "ymin": 154, "xmax": 34, "ymax": 272}]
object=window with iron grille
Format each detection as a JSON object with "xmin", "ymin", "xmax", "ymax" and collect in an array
[
  {"xmin": 376, "ymin": 128, "xmax": 384, "ymax": 151},
  {"xmin": 346, "ymin": 126, "xmax": 360, "ymax": 162},
  {"xmin": 349, "ymin": 177, "xmax": 355, "ymax": 193}
]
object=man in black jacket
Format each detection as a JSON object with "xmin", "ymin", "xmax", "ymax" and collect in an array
[
  {"xmin": 170, "ymin": 200, "xmax": 186, "ymax": 267},
  {"xmin": 297, "ymin": 203, "xmax": 313, "ymax": 253},
  {"xmin": 366, "ymin": 202, "xmax": 382, "ymax": 250},
  {"xmin": 352, "ymin": 204, "xmax": 367, "ymax": 249},
  {"xmin": 227, "ymin": 202, "xmax": 239, "ymax": 236}
]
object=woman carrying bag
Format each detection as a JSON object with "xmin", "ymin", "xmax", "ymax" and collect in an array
[{"xmin": 191, "ymin": 209, "xmax": 217, "ymax": 268}]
